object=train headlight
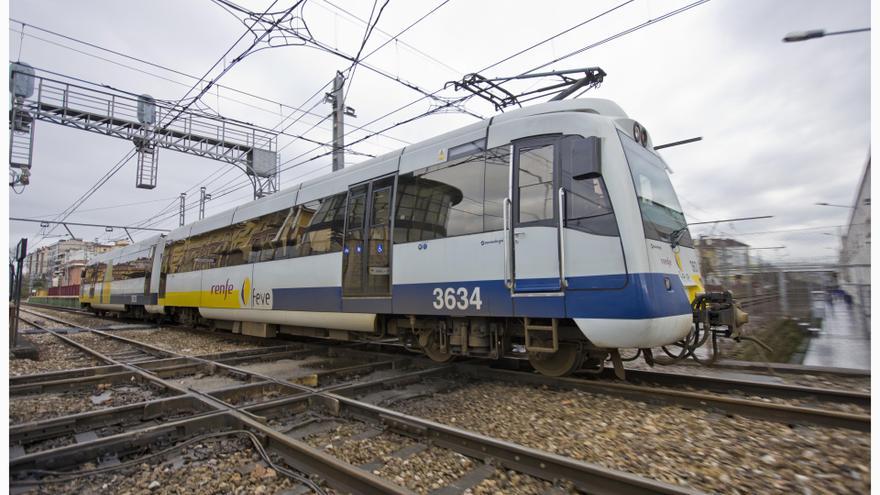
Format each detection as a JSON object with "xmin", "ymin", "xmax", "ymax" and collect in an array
[{"xmin": 632, "ymin": 122, "xmax": 648, "ymax": 147}]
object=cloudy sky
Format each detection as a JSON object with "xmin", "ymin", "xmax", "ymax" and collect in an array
[{"xmin": 6, "ymin": 0, "xmax": 872, "ymax": 263}]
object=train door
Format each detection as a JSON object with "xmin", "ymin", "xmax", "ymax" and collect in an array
[
  {"xmin": 143, "ymin": 245, "xmax": 155, "ymax": 300},
  {"xmin": 342, "ymin": 176, "xmax": 394, "ymax": 297},
  {"xmin": 511, "ymin": 136, "xmax": 563, "ymax": 293},
  {"xmin": 147, "ymin": 236, "xmax": 166, "ymax": 304}
]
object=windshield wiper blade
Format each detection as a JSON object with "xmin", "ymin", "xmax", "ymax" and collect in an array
[{"xmin": 668, "ymin": 226, "xmax": 689, "ymax": 248}]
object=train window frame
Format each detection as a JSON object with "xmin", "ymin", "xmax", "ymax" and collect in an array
[
  {"xmin": 512, "ymin": 134, "xmax": 561, "ymax": 228},
  {"xmin": 393, "ymin": 150, "xmax": 487, "ymax": 244},
  {"xmin": 618, "ymin": 130, "xmax": 693, "ymax": 248},
  {"xmin": 559, "ymin": 135, "xmax": 619, "ymax": 237},
  {"xmin": 296, "ymin": 192, "xmax": 347, "ymax": 257}
]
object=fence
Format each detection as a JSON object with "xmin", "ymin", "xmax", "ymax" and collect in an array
[{"xmin": 47, "ymin": 284, "xmax": 81, "ymax": 296}]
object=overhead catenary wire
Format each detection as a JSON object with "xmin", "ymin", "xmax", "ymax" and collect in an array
[
  {"xmin": 124, "ymin": 0, "xmax": 451, "ymax": 230},
  {"xmin": 122, "ymin": 0, "xmax": 714, "ymax": 238},
  {"xmin": 8, "ymin": 23, "xmax": 412, "ymax": 149},
  {"xmin": 22, "ymin": 1, "xmax": 294, "ymax": 247},
  {"xmin": 343, "ymin": 0, "xmax": 390, "ymax": 101},
  {"xmin": 128, "ymin": 0, "xmax": 455, "ymax": 230},
  {"xmin": 316, "ymin": 0, "xmax": 461, "ymax": 75}
]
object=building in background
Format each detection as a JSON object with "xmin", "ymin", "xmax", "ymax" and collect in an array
[
  {"xmin": 839, "ymin": 158, "xmax": 870, "ymax": 334},
  {"xmin": 694, "ymin": 237, "xmax": 751, "ymax": 289},
  {"xmin": 24, "ymin": 239, "xmax": 117, "ymax": 290}
]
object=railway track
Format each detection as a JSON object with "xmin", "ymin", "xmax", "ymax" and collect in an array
[
  {"xmin": 22, "ymin": 306, "xmax": 872, "ymax": 427},
  {"xmin": 12, "ymin": 309, "xmax": 704, "ymax": 494},
  {"xmin": 24, "ymin": 301, "xmax": 870, "ymax": 379}
]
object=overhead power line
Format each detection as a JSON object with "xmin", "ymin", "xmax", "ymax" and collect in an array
[
  {"xmin": 25, "ymin": 1, "xmax": 297, "ymax": 247},
  {"xmin": 11, "ymin": 218, "xmax": 170, "ymax": 232},
  {"xmin": 8, "ymin": 23, "xmax": 412, "ymax": 150},
  {"xmin": 128, "ymin": 0, "xmax": 713, "ymax": 233},
  {"xmin": 130, "ymin": 0, "xmax": 451, "ymax": 228},
  {"xmin": 316, "ymin": 0, "xmax": 461, "ymax": 74}
]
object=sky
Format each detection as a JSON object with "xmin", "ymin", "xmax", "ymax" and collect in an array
[{"xmin": 5, "ymin": 0, "xmax": 873, "ymax": 264}]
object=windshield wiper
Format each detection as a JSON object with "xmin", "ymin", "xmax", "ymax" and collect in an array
[{"xmin": 668, "ymin": 226, "xmax": 689, "ymax": 249}]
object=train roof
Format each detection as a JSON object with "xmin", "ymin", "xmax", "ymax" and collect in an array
[{"xmin": 138, "ymin": 98, "xmax": 632, "ymax": 250}]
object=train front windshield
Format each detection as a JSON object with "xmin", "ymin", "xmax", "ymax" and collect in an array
[{"xmin": 619, "ymin": 131, "xmax": 692, "ymax": 247}]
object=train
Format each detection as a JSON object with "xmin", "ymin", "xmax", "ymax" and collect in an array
[{"xmin": 81, "ymin": 98, "xmax": 743, "ymax": 377}]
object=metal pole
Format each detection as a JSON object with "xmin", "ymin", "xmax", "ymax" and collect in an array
[
  {"xmin": 11, "ymin": 238, "xmax": 27, "ymax": 349},
  {"xmin": 179, "ymin": 193, "xmax": 187, "ymax": 227},
  {"xmin": 199, "ymin": 187, "xmax": 211, "ymax": 220},
  {"xmin": 331, "ymin": 71, "xmax": 345, "ymax": 172},
  {"xmin": 778, "ymin": 270, "xmax": 789, "ymax": 316}
]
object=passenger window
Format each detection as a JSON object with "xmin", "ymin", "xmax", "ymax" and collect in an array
[
  {"xmin": 298, "ymin": 193, "xmax": 346, "ymax": 256},
  {"xmin": 394, "ymin": 153, "xmax": 486, "ymax": 243},
  {"xmin": 483, "ymin": 145, "xmax": 510, "ymax": 232},
  {"xmin": 566, "ymin": 178, "xmax": 619, "ymax": 236},
  {"xmin": 518, "ymin": 145, "xmax": 554, "ymax": 223},
  {"xmin": 163, "ymin": 240, "xmax": 187, "ymax": 274},
  {"xmin": 557, "ymin": 135, "xmax": 619, "ymax": 236}
]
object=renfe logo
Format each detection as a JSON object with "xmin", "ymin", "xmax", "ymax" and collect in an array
[
  {"xmin": 210, "ymin": 280, "xmax": 234, "ymax": 299},
  {"xmin": 241, "ymin": 278, "xmax": 251, "ymax": 306}
]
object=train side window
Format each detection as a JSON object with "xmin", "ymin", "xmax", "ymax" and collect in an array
[
  {"xmin": 518, "ymin": 144, "xmax": 555, "ymax": 223},
  {"xmin": 297, "ymin": 193, "xmax": 346, "ymax": 256},
  {"xmin": 276, "ymin": 205, "xmax": 310, "ymax": 259},
  {"xmin": 483, "ymin": 145, "xmax": 510, "ymax": 232},
  {"xmin": 565, "ymin": 178, "xmax": 619, "ymax": 236},
  {"xmin": 243, "ymin": 210, "xmax": 289, "ymax": 263},
  {"xmin": 559, "ymin": 135, "xmax": 618, "ymax": 236},
  {"xmin": 394, "ymin": 153, "xmax": 485, "ymax": 242},
  {"xmin": 163, "ymin": 240, "xmax": 188, "ymax": 274}
]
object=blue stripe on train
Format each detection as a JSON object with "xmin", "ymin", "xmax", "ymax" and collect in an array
[{"xmin": 271, "ymin": 273, "xmax": 691, "ymax": 320}]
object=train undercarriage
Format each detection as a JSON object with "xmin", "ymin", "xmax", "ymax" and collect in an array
[{"xmin": 85, "ymin": 290, "xmax": 748, "ymax": 378}]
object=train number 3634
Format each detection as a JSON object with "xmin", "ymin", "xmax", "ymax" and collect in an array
[{"xmin": 432, "ymin": 287, "xmax": 483, "ymax": 310}]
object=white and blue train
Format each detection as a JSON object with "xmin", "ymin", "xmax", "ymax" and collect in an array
[{"xmin": 82, "ymin": 98, "xmax": 715, "ymax": 376}]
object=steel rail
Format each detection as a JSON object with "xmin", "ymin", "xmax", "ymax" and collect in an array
[
  {"xmin": 317, "ymin": 392, "xmax": 701, "ymax": 495},
  {"xmin": 10, "ymin": 395, "xmax": 214, "ymax": 447},
  {"xmin": 16, "ymin": 310, "xmax": 704, "ymax": 494},
  {"xmin": 13, "ymin": 312, "xmax": 411, "ymax": 494},
  {"xmin": 703, "ymin": 360, "xmax": 870, "ymax": 377},
  {"xmin": 464, "ymin": 366, "xmax": 870, "ymax": 431},
  {"xmin": 599, "ymin": 368, "xmax": 870, "ymax": 407}
]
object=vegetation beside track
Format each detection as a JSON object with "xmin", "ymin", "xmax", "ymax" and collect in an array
[{"xmin": 734, "ymin": 318, "xmax": 812, "ymax": 364}]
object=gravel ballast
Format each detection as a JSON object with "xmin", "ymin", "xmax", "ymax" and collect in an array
[
  {"xmin": 396, "ymin": 381, "xmax": 869, "ymax": 494},
  {"xmin": 10, "ymin": 382, "xmax": 172, "ymax": 425},
  {"xmin": 113, "ymin": 327, "xmax": 263, "ymax": 356},
  {"xmin": 9, "ymin": 334, "xmax": 100, "ymax": 376},
  {"xmin": 14, "ymin": 437, "xmax": 318, "ymax": 495}
]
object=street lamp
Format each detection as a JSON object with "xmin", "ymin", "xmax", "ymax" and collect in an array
[
  {"xmin": 815, "ymin": 202, "xmax": 854, "ymax": 209},
  {"xmin": 783, "ymin": 28, "xmax": 870, "ymax": 42}
]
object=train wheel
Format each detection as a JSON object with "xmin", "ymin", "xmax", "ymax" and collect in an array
[
  {"xmin": 420, "ymin": 333, "xmax": 453, "ymax": 363},
  {"xmin": 528, "ymin": 343, "xmax": 584, "ymax": 377}
]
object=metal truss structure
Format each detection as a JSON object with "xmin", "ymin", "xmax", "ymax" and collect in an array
[{"xmin": 9, "ymin": 69, "xmax": 280, "ymax": 198}]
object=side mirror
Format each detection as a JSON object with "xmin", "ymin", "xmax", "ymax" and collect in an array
[{"xmin": 561, "ymin": 135, "xmax": 601, "ymax": 180}]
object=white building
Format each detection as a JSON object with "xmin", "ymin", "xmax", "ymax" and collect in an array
[{"xmin": 839, "ymin": 158, "xmax": 870, "ymax": 334}]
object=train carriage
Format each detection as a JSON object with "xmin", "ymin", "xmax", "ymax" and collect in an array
[{"xmin": 81, "ymin": 98, "xmax": 711, "ymax": 376}]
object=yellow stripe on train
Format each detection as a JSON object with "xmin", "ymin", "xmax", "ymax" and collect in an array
[{"xmin": 159, "ymin": 290, "xmax": 244, "ymax": 309}]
